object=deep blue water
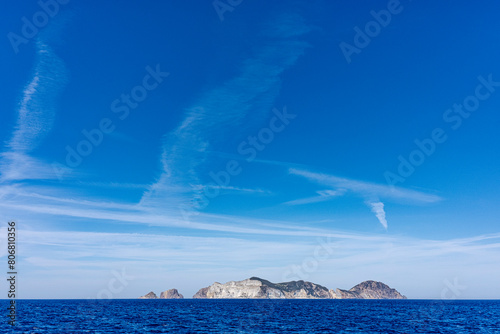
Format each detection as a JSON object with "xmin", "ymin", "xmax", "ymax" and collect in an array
[{"xmin": 1, "ymin": 299, "xmax": 499, "ymax": 333}]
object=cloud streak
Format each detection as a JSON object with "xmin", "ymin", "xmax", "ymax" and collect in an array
[
  {"xmin": 140, "ymin": 13, "xmax": 312, "ymax": 213},
  {"xmin": 284, "ymin": 189, "xmax": 346, "ymax": 206},
  {"xmin": 289, "ymin": 168, "xmax": 442, "ymax": 203},
  {"xmin": 1, "ymin": 39, "xmax": 68, "ymax": 181},
  {"xmin": 3, "ymin": 226, "xmax": 500, "ymax": 298},
  {"xmin": 289, "ymin": 168, "xmax": 442, "ymax": 228},
  {"xmin": 367, "ymin": 201, "xmax": 388, "ymax": 229}
]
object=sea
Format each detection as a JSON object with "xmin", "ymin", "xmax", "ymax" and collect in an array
[{"xmin": 1, "ymin": 299, "xmax": 499, "ymax": 333}]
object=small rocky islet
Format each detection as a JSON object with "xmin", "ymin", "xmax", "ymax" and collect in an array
[
  {"xmin": 139, "ymin": 288, "xmax": 183, "ymax": 299},
  {"xmin": 139, "ymin": 277, "xmax": 406, "ymax": 299}
]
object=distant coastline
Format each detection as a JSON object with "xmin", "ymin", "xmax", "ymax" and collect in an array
[{"xmin": 139, "ymin": 277, "xmax": 406, "ymax": 300}]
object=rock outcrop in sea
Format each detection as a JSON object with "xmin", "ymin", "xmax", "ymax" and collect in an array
[
  {"xmin": 140, "ymin": 278, "xmax": 406, "ymax": 299},
  {"xmin": 160, "ymin": 288, "xmax": 184, "ymax": 299},
  {"xmin": 193, "ymin": 277, "xmax": 406, "ymax": 299},
  {"xmin": 329, "ymin": 280, "xmax": 406, "ymax": 299},
  {"xmin": 193, "ymin": 287, "xmax": 209, "ymax": 299},
  {"xmin": 139, "ymin": 289, "xmax": 184, "ymax": 299},
  {"xmin": 139, "ymin": 291, "xmax": 158, "ymax": 299}
]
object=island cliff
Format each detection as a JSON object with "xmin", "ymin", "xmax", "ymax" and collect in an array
[
  {"xmin": 140, "ymin": 278, "xmax": 406, "ymax": 299},
  {"xmin": 329, "ymin": 280, "xmax": 406, "ymax": 299},
  {"xmin": 193, "ymin": 277, "xmax": 330, "ymax": 299},
  {"xmin": 193, "ymin": 277, "xmax": 406, "ymax": 299}
]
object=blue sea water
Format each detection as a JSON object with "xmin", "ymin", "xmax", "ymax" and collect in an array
[{"xmin": 1, "ymin": 299, "xmax": 499, "ymax": 333}]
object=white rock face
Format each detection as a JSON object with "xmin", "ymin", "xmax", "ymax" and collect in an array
[
  {"xmin": 194, "ymin": 277, "xmax": 330, "ymax": 299},
  {"xmin": 206, "ymin": 279, "xmax": 282, "ymax": 298},
  {"xmin": 329, "ymin": 289, "xmax": 341, "ymax": 299},
  {"xmin": 192, "ymin": 277, "xmax": 406, "ymax": 299},
  {"xmin": 330, "ymin": 281, "xmax": 406, "ymax": 299}
]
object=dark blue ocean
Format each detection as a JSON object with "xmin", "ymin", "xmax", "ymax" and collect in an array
[{"xmin": 1, "ymin": 299, "xmax": 499, "ymax": 333}]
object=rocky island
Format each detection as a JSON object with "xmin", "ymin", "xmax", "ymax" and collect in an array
[
  {"xmin": 160, "ymin": 289, "xmax": 184, "ymax": 299},
  {"xmin": 140, "ymin": 277, "xmax": 406, "ymax": 299},
  {"xmin": 193, "ymin": 277, "xmax": 331, "ymax": 299},
  {"xmin": 139, "ymin": 291, "xmax": 158, "ymax": 299},
  {"xmin": 139, "ymin": 288, "xmax": 184, "ymax": 299},
  {"xmin": 330, "ymin": 280, "xmax": 406, "ymax": 299},
  {"xmin": 193, "ymin": 277, "xmax": 406, "ymax": 299}
]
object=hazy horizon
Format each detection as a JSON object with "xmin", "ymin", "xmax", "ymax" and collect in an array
[{"xmin": 1, "ymin": 0, "xmax": 500, "ymax": 300}]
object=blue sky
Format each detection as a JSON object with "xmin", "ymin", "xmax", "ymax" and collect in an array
[{"xmin": 1, "ymin": 0, "xmax": 500, "ymax": 299}]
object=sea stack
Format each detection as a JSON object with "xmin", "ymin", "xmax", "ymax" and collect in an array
[
  {"xmin": 139, "ymin": 291, "xmax": 158, "ymax": 299},
  {"xmin": 160, "ymin": 289, "xmax": 184, "ymax": 299}
]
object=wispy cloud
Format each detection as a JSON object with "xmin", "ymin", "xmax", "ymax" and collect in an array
[
  {"xmin": 2, "ymin": 225, "xmax": 500, "ymax": 298},
  {"xmin": 289, "ymin": 168, "xmax": 442, "ymax": 203},
  {"xmin": 10, "ymin": 229, "xmax": 500, "ymax": 266},
  {"xmin": 140, "ymin": 13, "xmax": 312, "ymax": 212},
  {"xmin": 0, "ymin": 201, "xmax": 353, "ymax": 238},
  {"xmin": 195, "ymin": 184, "xmax": 271, "ymax": 195},
  {"xmin": 0, "ymin": 185, "xmax": 140, "ymax": 211},
  {"xmin": 367, "ymin": 201, "xmax": 388, "ymax": 229},
  {"xmin": 71, "ymin": 180, "xmax": 150, "ymax": 190},
  {"xmin": 289, "ymin": 168, "xmax": 442, "ymax": 228},
  {"xmin": 284, "ymin": 189, "xmax": 346, "ymax": 205},
  {"xmin": 1, "ymin": 39, "xmax": 68, "ymax": 182},
  {"xmin": 0, "ymin": 180, "xmax": 392, "ymax": 240}
]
